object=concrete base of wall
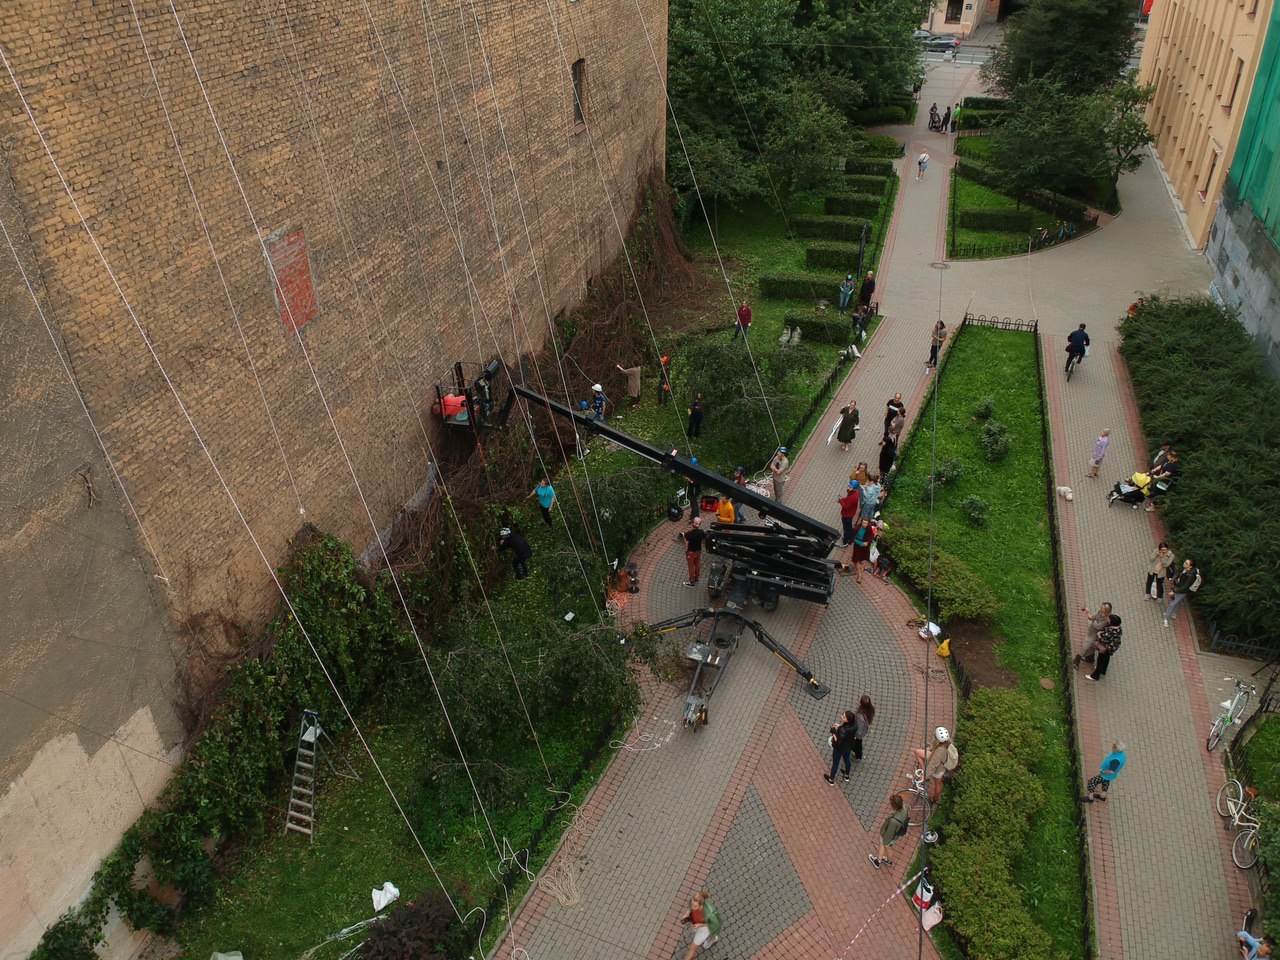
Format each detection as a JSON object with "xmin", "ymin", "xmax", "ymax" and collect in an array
[{"xmin": 1207, "ymin": 195, "xmax": 1280, "ymax": 382}]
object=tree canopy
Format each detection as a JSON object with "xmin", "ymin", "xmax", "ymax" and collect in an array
[{"xmin": 982, "ymin": 0, "xmax": 1137, "ymax": 95}]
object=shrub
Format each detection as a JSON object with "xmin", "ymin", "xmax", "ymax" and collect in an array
[
  {"xmin": 1255, "ymin": 800, "xmax": 1280, "ymax": 942},
  {"xmin": 878, "ymin": 513, "xmax": 999, "ymax": 621},
  {"xmin": 847, "ymin": 104, "xmax": 908, "ymax": 126},
  {"xmin": 962, "ymin": 95, "xmax": 1010, "ymax": 111},
  {"xmin": 359, "ymin": 893, "xmax": 467, "ymax": 960},
  {"xmin": 804, "ymin": 242, "xmax": 861, "ymax": 272},
  {"xmin": 961, "ymin": 495, "xmax": 989, "ymax": 527},
  {"xmin": 958, "ymin": 688, "xmax": 1043, "ymax": 768},
  {"xmin": 845, "ymin": 157, "xmax": 895, "ymax": 177},
  {"xmin": 859, "ymin": 133, "xmax": 903, "ymax": 157},
  {"xmin": 957, "ymin": 207, "xmax": 1035, "ymax": 233},
  {"xmin": 844, "ymin": 173, "xmax": 890, "ymax": 194},
  {"xmin": 824, "ymin": 193, "xmax": 882, "ymax": 219},
  {"xmin": 972, "ymin": 396, "xmax": 995, "ymax": 420},
  {"xmin": 936, "ymin": 457, "xmax": 965, "ymax": 485},
  {"xmin": 793, "ymin": 215, "xmax": 868, "ymax": 242},
  {"xmin": 980, "ymin": 420, "xmax": 1012, "ymax": 461},
  {"xmin": 758, "ymin": 271, "xmax": 840, "ymax": 301},
  {"xmin": 957, "ymin": 108, "xmax": 1006, "ymax": 130},
  {"xmin": 783, "ymin": 311, "xmax": 854, "ymax": 345},
  {"xmin": 1119, "ymin": 296, "xmax": 1280, "ymax": 648}
]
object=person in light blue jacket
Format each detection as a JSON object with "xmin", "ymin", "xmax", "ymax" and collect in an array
[{"xmin": 1081, "ymin": 741, "xmax": 1126, "ymax": 803}]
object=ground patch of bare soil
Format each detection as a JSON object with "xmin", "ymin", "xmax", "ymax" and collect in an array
[{"xmin": 946, "ymin": 620, "xmax": 1019, "ymax": 690}]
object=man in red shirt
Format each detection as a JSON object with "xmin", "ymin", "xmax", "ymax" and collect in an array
[
  {"xmin": 838, "ymin": 481, "xmax": 861, "ymax": 546},
  {"xmin": 732, "ymin": 299, "xmax": 752, "ymax": 340}
]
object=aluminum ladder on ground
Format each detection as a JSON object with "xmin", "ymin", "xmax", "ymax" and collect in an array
[{"xmin": 285, "ymin": 709, "xmax": 359, "ymax": 841}]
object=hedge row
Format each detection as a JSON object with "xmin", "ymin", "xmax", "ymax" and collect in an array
[
  {"xmin": 858, "ymin": 133, "xmax": 904, "ymax": 157},
  {"xmin": 824, "ymin": 192, "xmax": 882, "ymax": 219},
  {"xmin": 932, "ymin": 689, "xmax": 1068, "ymax": 960},
  {"xmin": 804, "ymin": 241, "xmax": 862, "ymax": 272},
  {"xmin": 1119, "ymin": 297, "xmax": 1280, "ymax": 648},
  {"xmin": 961, "ymin": 95, "xmax": 1009, "ymax": 112},
  {"xmin": 878, "ymin": 513, "xmax": 999, "ymax": 621},
  {"xmin": 957, "ymin": 207, "xmax": 1035, "ymax": 232},
  {"xmin": 847, "ymin": 104, "xmax": 908, "ymax": 126},
  {"xmin": 758, "ymin": 271, "xmax": 842, "ymax": 301},
  {"xmin": 845, "ymin": 157, "xmax": 895, "ymax": 177},
  {"xmin": 957, "ymin": 159, "xmax": 1093, "ymax": 222},
  {"xmin": 957, "ymin": 108, "xmax": 1007, "ymax": 131},
  {"xmin": 783, "ymin": 311, "xmax": 858, "ymax": 345},
  {"xmin": 844, "ymin": 173, "xmax": 890, "ymax": 194},
  {"xmin": 793, "ymin": 214, "xmax": 868, "ymax": 242}
]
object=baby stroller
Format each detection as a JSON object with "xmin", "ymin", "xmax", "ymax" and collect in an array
[{"xmin": 1107, "ymin": 472, "xmax": 1153, "ymax": 509}]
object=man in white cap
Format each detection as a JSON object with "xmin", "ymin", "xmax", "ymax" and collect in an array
[
  {"xmin": 913, "ymin": 726, "xmax": 959, "ymax": 803},
  {"xmin": 588, "ymin": 383, "xmax": 608, "ymax": 422}
]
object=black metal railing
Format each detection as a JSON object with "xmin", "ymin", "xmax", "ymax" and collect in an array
[{"xmin": 964, "ymin": 314, "xmax": 1040, "ymax": 332}]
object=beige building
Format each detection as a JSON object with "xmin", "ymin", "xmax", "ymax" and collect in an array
[
  {"xmin": 1139, "ymin": 0, "xmax": 1276, "ymax": 247},
  {"xmin": 924, "ymin": 0, "xmax": 1003, "ymax": 37}
]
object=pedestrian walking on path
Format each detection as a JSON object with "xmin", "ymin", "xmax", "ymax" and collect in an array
[
  {"xmin": 1074, "ymin": 602, "xmax": 1113, "ymax": 666},
  {"xmin": 835, "ymin": 402, "xmax": 860, "ymax": 451},
  {"xmin": 838, "ymin": 274, "xmax": 855, "ymax": 314},
  {"xmin": 732, "ymin": 299, "xmax": 752, "ymax": 340},
  {"xmin": 849, "ymin": 517, "xmax": 877, "ymax": 582},
  {"xmin": 838, "ymin": 482, "xmax": 862, "ymax": 546},
  {"xmin": 1164, "ymin": 559, "xmax": 1201, "ymax": 627},
  {"xmin": 1086, "ymin": 429, "xmax": 1110, "ymax": 478},
  {"xmin": 688, "ymin": 394, "xmax": 704, "ymax": 438},
  {"xmin": 1084, "ymin": 615, "xmax": 1123, "ymax": 681},
  {"xmin": 859, "ymin": 271, "xmax": 876, "ymax": 312},
  {"xmin": 681, "ymin": 517, "xmax": 705, "ymax": 587},
  {"xmin": 616, "ymin": 362, "xmax": 641, "ymax": 407},
  {"xmin": 1082, "ymin": 741, "xmax": 1127, "ymax": 802},
  {"xmin": 928, "ymin": 320, "xmax": 947, "ymax": 368},
  {"xmin": 498, "ymin": 526, "xmax": 533, "ymax": 581},
  {"xmin": 917, "ymin": 151, "xmax": 930, "ymax": 181},
  {"xmin": 853, "ymin": 695, "xmax": 875, "ymax": 760},
  {"xmin": 527, "ymin": 478, "xmax": 557, "ymax": 528},
  {"xmin": 941, "ymin": 106, "xmax": 951, "ymax": 132},
  {"xmin": 824, "ymin": 710, "xmax": 859, "ymax": 784},
  {"xmin": 1145, "ymin": 542, "xmax": 1176, "ymax": 600},
  {"xmin": 769, "ymin": 446, "xmax": 790, "ymax": 503},
  {"xmin": 870, "ymin": 793, "xmax": 910, "ymax": 869},
  {"xmin": 883, "ymin": 393, "xmax": 906, "ymax": 441},
  {"xmin": 879, "ymin": 435, "xmax": 898, "ymax": 477},
  {"xmin": 680, "ymin": 891, "xmax": 722, "ymax": 958}
]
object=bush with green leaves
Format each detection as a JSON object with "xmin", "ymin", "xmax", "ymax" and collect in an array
[
  {"xmin": 972, "ymin": 396, "xmax": 995, "ymax": 421},
  {"xmin": 957, "ymin": 108, "xmax": 1006, "ymax": 130},
  {"xmin": 980, "ymin": 420, "xmax": 1012, "ymax": 461},
  {"xmin": 847, "ymin": 105, "xmax": 908, "ymax": 126},
  {"xmin": 878, "ymin": 513, "xmax": 999, "ymax": 622},
  {"xmin": 958, "ymin": 207, "xmax": 1034, "ymax": 233},
  {"xmin": 1119, "ymin": 297, "xmax": 1280, "ymax": 648},
  {"xmin": 824, "ymin": 193, "xmax": 882, "ymax": 219},
  {"xmin": 845, "ymin": 157, "xmax": 895, "ymax": 177},
  {"xmin": 792, "ymin": 215, "xmax": 869, "ymax": 242},
  {"xmin": 961, "ymin": 495, "xmax": 990, "ymax": 527},
  {"xmin": 758, "ymin": 271, "xmax": 842, "ymax": 301},
  {"xmin": 858, "ymin": 133, "xmax": 904, "ymax": 157},
  {"xmin": 805, "ymin": 242, "xmax": 862, "ymax": 273},
  {"xmin": 844, "ymin": 173, "xmax": 890, "ymax": 193},
  {"xmin": 783, "ymin": 311, "xmax": 853, "ymax": 345},
  {"xmin": 936, "ymin": 457, "xmax": 965, "ymax": 485},
  {"xmin": 1254, "ymin": 800, "xmax": 1280, "ymax": 943},
  {"xmin": 932, "ymin": 689, "xmax": 1067, "ymax": 960},
  {"xmin": 962, "ymin": 95, "xmax": 1009, "ymax": 112},
  {"xmin": 359, "ymin": 892, "xmax": 466, "ymax": 960}
]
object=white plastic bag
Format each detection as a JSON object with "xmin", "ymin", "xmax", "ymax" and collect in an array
[{"xmin": 372, "ymin": 881, "xmax": 401, "ymax": 911}]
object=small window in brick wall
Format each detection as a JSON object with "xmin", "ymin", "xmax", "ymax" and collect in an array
[{"xmin": 266, "ymin": 226, "xmax": 318, "ymax": 333}]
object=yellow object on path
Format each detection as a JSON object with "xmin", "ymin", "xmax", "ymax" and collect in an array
[{"xmin": 935, "ymin": 638, "xmax": 950, "ymax": 658}]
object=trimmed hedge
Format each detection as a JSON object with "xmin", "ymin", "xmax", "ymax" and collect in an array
[
  {"xmin": 758, "ymin": 271, "xmax": 840, "ymax": 301},
  {"xmin": 1119, "ymin": 297, "xmax": 1280, "ymax": 648},
  {"xmin": 845, "ymin": 157, "xmax": 895, "ymax": 177},
  {"xmin": 824, "ymin": 192, "xmax": 882, "ymax": 219},
  {"xmin": 805, "ymin": 241, "xmax": 861, "ymax": 272},
  {"xmin": 932, "ymin": 689, "xmax": 1068, "ymax": 960},
  {"xmin": 783, "ymin": 311, "xmax": 857, "ymax": 345},
  {"xmin": 957, "ymin": 160, "xmax": 1093, "ymax": 222},
  {"xmin": 859, "ymin": 133, "xmax": 903, "ymax": 157},
  {"xmin": 957, "ymin": 108, "xmax": 1006, "ymax": 130},
  {"xmin": 878, "ymin": 513, "xmax": 999, "ymax": 621},
  {"xmin": 793, "ymin": 214, "xmax": 867, "ymax": 242},
  {"xmin": 957, "ymin": 207, "xmax": 1035, "ymax": 232},
  {"xmin": 844, "ymin": 173, "xmax": 889, "ymax": 194},
  {"xmin": 961, "ymin": 95, "xmax": 1010, "ymax": 112},
  {"xmin": 847, "ymin": 104, "xmax": 908, "ymax": 126}
]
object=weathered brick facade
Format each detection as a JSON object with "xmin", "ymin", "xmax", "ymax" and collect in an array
[{"xmin": 0, "ymin": 0, "xmax": 665, "ymax": 953}]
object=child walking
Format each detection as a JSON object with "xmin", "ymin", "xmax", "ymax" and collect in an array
[{"xmin": 1086, "ymin": 429, "xmax": 1111, "ymax": 478}]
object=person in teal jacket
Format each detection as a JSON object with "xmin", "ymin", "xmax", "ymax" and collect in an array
[{"xmin": 1082, "ymin": 741, "xmax": 1126, "ymax": 802}]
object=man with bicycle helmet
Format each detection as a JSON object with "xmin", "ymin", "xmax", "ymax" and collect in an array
[
  {"xmin": 1065, "ymin": 323, "xmax": 1090, "ymax": 372},
  {"xmin": 913, "ymin": 726, "xmax": 959, "ymax": 803}
]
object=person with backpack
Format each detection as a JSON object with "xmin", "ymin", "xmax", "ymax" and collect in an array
[
  {"xmin": 853, "ymin": 695, "xmax": 875, "ymax": 761},
  {"xmin": 824, "ymin": 710, "xmax": 860, "ymax": 784},
  {"xmin": 497, "ymin": 526, "xmax": 533, "ymax": 581},
  {"xmin": 1164, "ymin": 559, "xmax": 1201, "ymax": 627},
  {"xmin": 680, "ymin": 890, "xmax": 722, "ymax": 958},
  {"xmin": 913, "ymin": 726, "xmax": 959, "ymax": 803},
  {"xmin": 869, "ymin": 792, "xmax": 910, "ymax": 869}
]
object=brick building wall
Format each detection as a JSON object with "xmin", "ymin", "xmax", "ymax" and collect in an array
[{"xmin": 0, "ymin": 0, "xmax": 665, "ymax": 953}]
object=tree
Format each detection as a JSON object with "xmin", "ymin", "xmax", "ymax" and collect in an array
[
  {"xmin": 982, "ymin": 0, "xmax": 1137, "ymax": 96},
  {"xmin": 799, "ymin": 0, "xmax": 929, "ymax": 110},
  {"xmin": 987, "ymin": 82, "xmax": 1101, "ymax": 204},
  {"xmin": 1089, "ymin": 79, "xmax": 1156, "ymax": 204},
  {"xmin": 762, "ymin": 79, "xmax": 847, "ymax": 210}
]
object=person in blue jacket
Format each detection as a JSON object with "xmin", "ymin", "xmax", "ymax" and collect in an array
[{"xmin": 1082, "ymin": 741, "xmax": 1126, "ymax": 803}]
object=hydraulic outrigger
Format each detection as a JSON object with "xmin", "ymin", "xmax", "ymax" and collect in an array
[{"xmin": 512, "ymin": 383, "xmax": 837, "ymax": 728}]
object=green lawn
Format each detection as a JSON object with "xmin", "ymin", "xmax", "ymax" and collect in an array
[
  {"xmin": 1242, "ymin": 715, "xmax": 1280, "ymax": 797},
  {"xmin": 887, "ymin": 326, "xmax": 1086, "ymax": 959},
  {"xmin": 950, "ymin": 174, "xmax": 1061, "ymax": 260}
]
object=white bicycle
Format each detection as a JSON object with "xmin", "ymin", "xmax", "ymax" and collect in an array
[{"xmin": 1207, "ymin": 678, "xmax": 1255, "ymax": 752}]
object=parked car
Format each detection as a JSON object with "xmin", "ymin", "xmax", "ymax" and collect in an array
[
  {"xmin": 923, "ymin": 35, "xmax": 961, "ymax": 51},
  {"xmin": 913, "ymin": 29, "xmax": 936, "ymax": 41}
]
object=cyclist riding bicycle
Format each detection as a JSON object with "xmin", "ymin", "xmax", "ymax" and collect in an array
[{"xmin": 1065, "ymin": 323, "xmax": 1090, "ymax": 372}]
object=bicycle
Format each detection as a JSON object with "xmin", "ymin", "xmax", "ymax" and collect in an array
[
  {"xmin": 1207, "ymin": 678, "xmax": 1256, "ymax": 751},
  {"xmin": 1065, "ymin": 350, "xmax": 1083, "ymax": 381},
  {"xmin": 901, "ymin": 769, "xmax": 939, "ymax": 843},
  {"xmin": 1217, "ymin": 778, "xmax": 1262, "ymax": 869}
]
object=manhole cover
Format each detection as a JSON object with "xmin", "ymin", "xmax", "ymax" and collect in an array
[{"xmin": 930, "ymin": 261, "xmax": 950, "ymax": 269}]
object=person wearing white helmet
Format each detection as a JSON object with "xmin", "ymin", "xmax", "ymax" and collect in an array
[
  {"xmin": 912, "ymin": 726, "xmax": 959, "ymax": 803},
  {"xmin": 588, "ymin": 383, "xmax": 608, "ymax": 422},
  {"xmin": 497, "ymin": 526, "xmax": 533, "ymax": 581}
]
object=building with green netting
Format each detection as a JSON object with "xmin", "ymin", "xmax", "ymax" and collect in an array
[{"xmin": 1208, "ymin": 0, "xmax": 1280, "ymax": 380}]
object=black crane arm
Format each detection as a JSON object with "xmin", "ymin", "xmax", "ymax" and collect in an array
[
  {"xmin": 511, "ymin": 384, "xmax": 839, "ymax": 551},
  {"xmin": 746, "ymin": 620, "xmax": 831, "ymax": 701}
]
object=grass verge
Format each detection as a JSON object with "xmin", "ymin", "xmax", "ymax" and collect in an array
[{"xmin": 885, "ymin": 325, "xmax": 1085, "ymax": 959}]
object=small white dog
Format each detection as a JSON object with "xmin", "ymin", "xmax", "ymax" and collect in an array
[{"xmin": 1057, "ymin": 485, "xmax": 1074, "ymax": 502}]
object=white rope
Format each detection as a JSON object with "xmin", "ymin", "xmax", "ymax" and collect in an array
[{"xmin": 0, "ymin": 40, "xmax": 463, "ymax": 920}]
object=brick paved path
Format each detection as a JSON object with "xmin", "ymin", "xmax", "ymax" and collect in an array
[{"xmin": 494, "ymin": 60, "xmax": 1251, "ymax": 960}]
